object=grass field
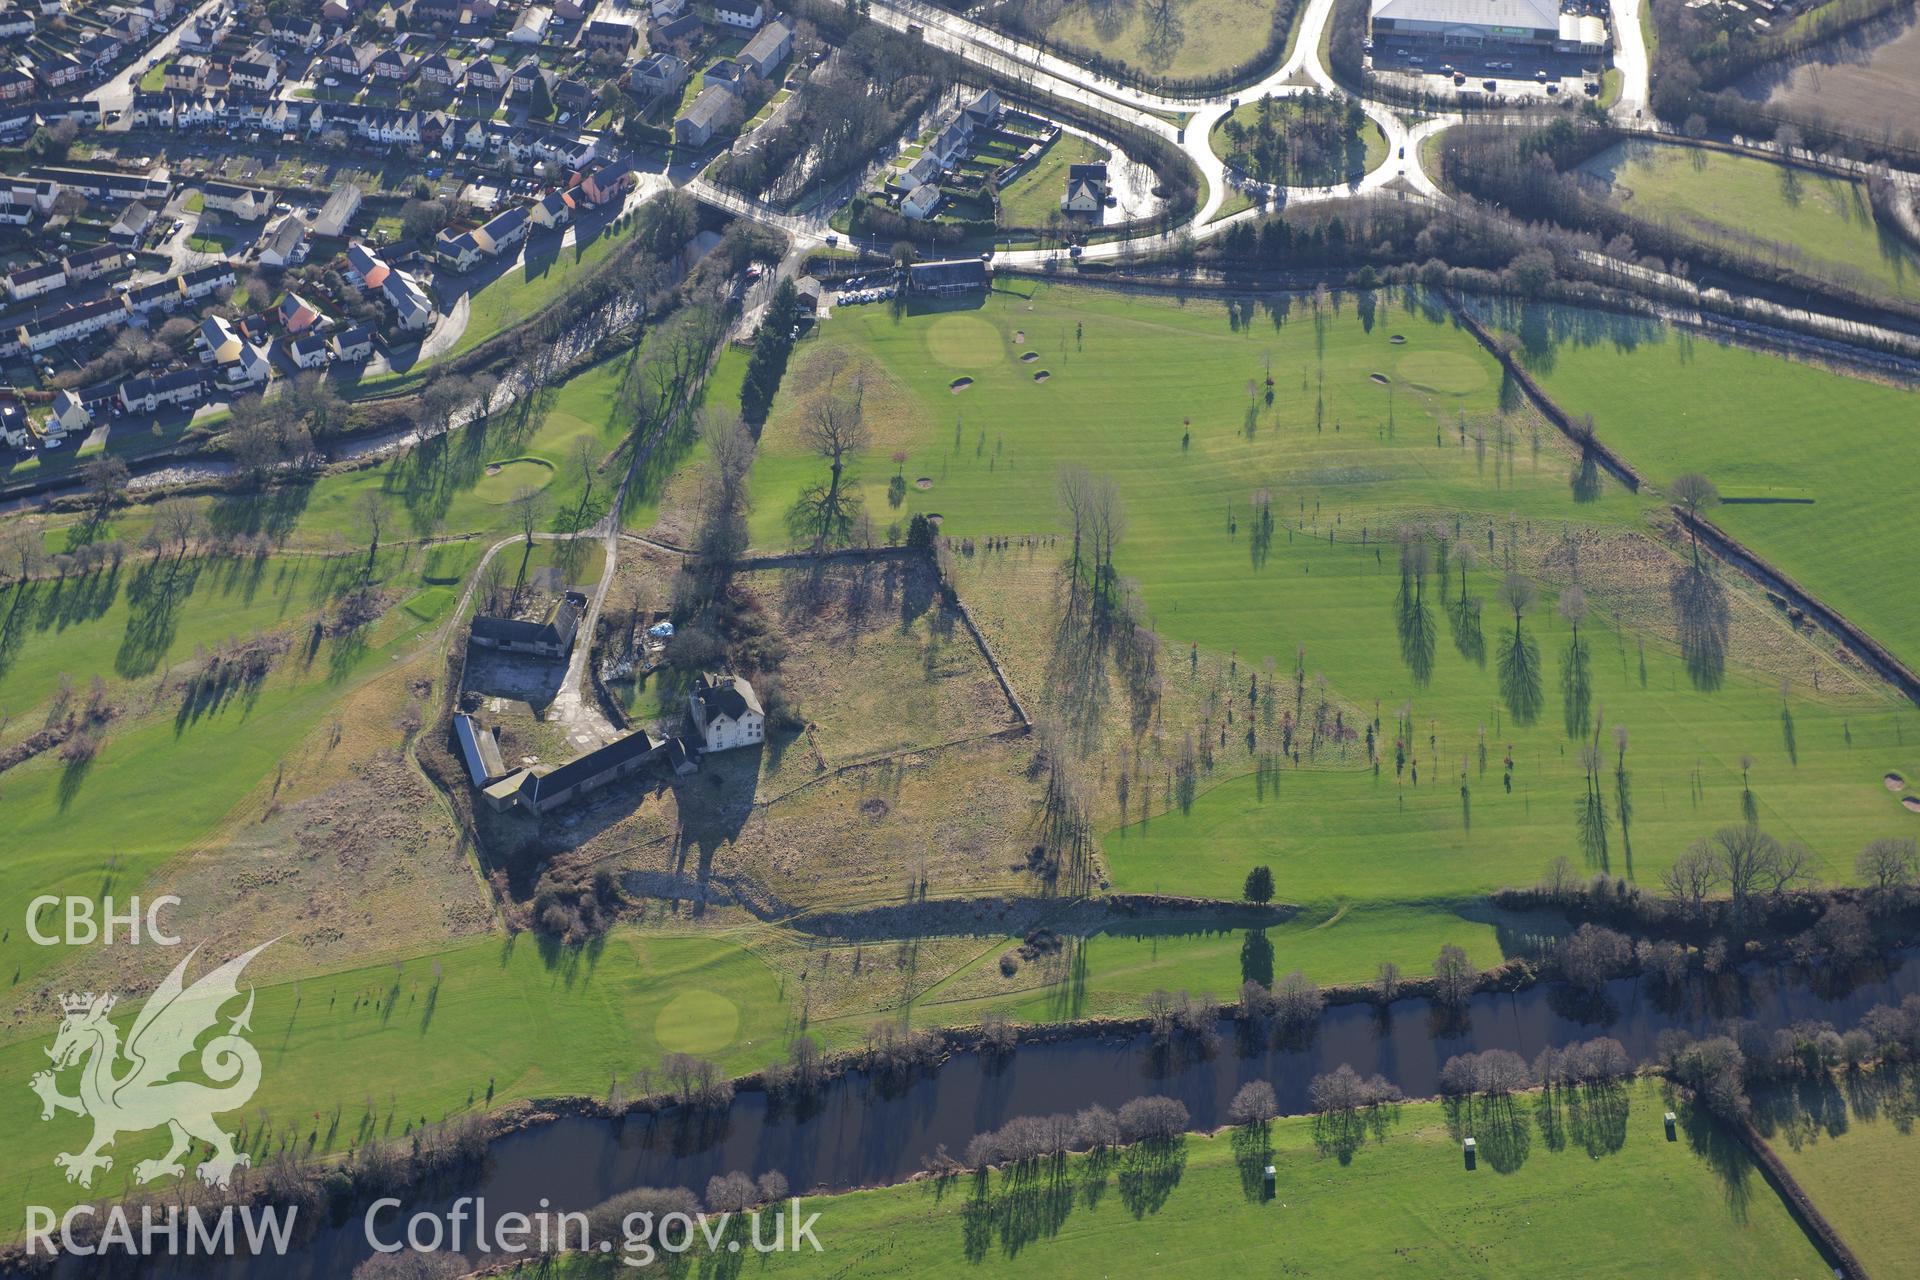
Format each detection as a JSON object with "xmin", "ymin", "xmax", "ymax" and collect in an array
[
  {"xmin": 1209, "ymin": 95, "xmax": 1390, "ymax": 187},
  {"xmin": 1733, "ymin": 12, "xmax": 1920, "ymax": 141},
  {"xmin": 997, "ymin": 133, "xmax": 1111, "ymax": 228},
  {"xmin": 1475, "ymin": 296, "xmax": 1920, "ymax": 677},
  {"xmin": 1756, "ymin": 1066, "xmax": 1920, "ymax": 1277},
  {"xmin": 441, "ymin": 215, "xmax": 641, "ymax": 363},
  {"xmin": 1578, "ymin": 139, "xmax": 1920, "ymax": 302},
  {"xmin": 0, "ymin": 929, "xmax": 790, "ymax": 1229},
  {"xmin": 750, "ymin": 283, "xmax": 1919, "ymax": 922},
  {"xmin": 1039, "ymin": 0, "xmax": 1280, "ymax": 80},
  {"xmin": 596, "ymin": 1079, "xmax": 1828, "ymax": 1277}
]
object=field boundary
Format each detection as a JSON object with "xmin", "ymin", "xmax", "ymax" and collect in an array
[
  {"xmin": 1728, "ymin": 1109, "xmax": 1872, "ymax": 1279},
  {"xmin": 1679, "ymin": 509, "xmax": 1920, "ymax": 708}
]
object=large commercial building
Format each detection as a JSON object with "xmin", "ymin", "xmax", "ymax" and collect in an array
[{"xmin": 1369, "ymin": 0, "xmax": 1606, "ymax": 51}]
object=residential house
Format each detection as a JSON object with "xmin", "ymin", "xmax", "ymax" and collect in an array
[
  {"xmin": 434, "ymin": 226, "xmax": 482, "ymax": 271},
  {"xmin": 177, "ymin": 261, "xmax": 235, "ymax": 301},
  {"xmin": 899, "ymin": 181, "xmax": 940, "ymax": 220},
  {"xmin": 962, "ymin": 87, "xmax": 1003, "ymax": 129},
  {"xmin": 470, "ymin": 591, "xmax": 583, "ymax": 658},
  {"xmin": 687, "ymin": 671, "xmax": 763, "ymax": 751},
  {"xmin": 551, "ymin": 0, "xmax": 586, "ymax": 18},
  {"xmin": 230, "ymin": 49, "xmax": 280, "ymax": 93},
  {"xmin": 320, "ymin": 37, "xmax": 377, "ymax": 79},
  {"xmin": 583, "ymin": 17, "xmax": 635, "ymax": 54},
  {"xmin": 925, "ymin": 114, "xmax": 972, "ymax": 168},
  {"xmin": 737, "ymin": 14, "xmax": 793, "ymax": 79},
  {"xmin": 472, "ymin": 203, "xmax": 529, "ymax": 256},
  {"xmin": 461, "ymin": 57, "xmax": 506, "ymax": 95},
  {"xmin": 125, "ymin": 275, "xmax": 183, "ymax": 316},
  {"xmin": 312, "ymin": 183, "xmax": 362, "ymax": 238},
  {"xmin": 532, "ymin": 188, "xmax": 572, "ymax": 228},
  {"xmin": 197, "ymin": 313, "xmax": 244, "ymax": 365},
  {"xmin": 650, "ymin": 0, "xmax": 686, "ymax": 20},
  {"xmin": 117, "ymin": 367, "xmax": 206, "ymax": 414},
  {"xmin": 200, "ymin": 180, "xmax": 272, "ymax": 221},
  {"xmin": 418, "ymin": 52, "xmax": 466, "ymax": 88},
  {"xmin": 573, "ymin": 154, "xmax": 634, "ymax": 206},
  {"xmin": 654, "ymin": 11, "xmax": 701, "ymax": 44},
  {"xmin": 76, "ymin": 32, "xmax": 122, "ymax": 73},
  {"xmin": 271, "ymin": 15, "xmax": 322, "ymax": 48},
  {"xmin": 18, "ymin": 297, "xmax": 129, "ymax": 352},
  {"xmin": 257, "ymin": 214, "xmax": 307, "ymax": 267},
  {"xmin": 62, "ymin": 243, "xmax": 124, "ymax": 282},
  {"xmin": 0, "ymin": 6, "xmax": 35, "ymax": 38},
  {"xmin": 108, "ymin": 199, "xmax": 157, "ymax": 244},
  {"xmin": 509, "ymin": 4, "xmax": 549, "ymax": 41},
  {"xmin": 5, "ymin": 259, "xmax": 65, "ymax": 301},
  {"xmin": 163, "ymin": 55, "xmax": 205, "ymax": 90},
  {"xmin": 1062, "ymin": 161, "xmax": 1107, "ymax": 214},
  {"xmin": 286, "ymin": 332, "xmax": 329, "ymax": 369},
  {"xmin": 673, "ymin": 83, "xmax": 735, "ymax": 148},
  {"xmin": 346, "ymin": 240, "xmax": 390, "ymax": 288},
  {"xmin": 330, "ymin": 321, "xmax": 375, "ymax": 361},
  {"xmin": 507, "ymin": 59, "xmax": 551, "ymax": 104},
  {"xmin": 552, "ymin": 77, "xmax": 593, "ymax": 117},
  {"xmin": 0, "ymin": 66, "xmax": 33, "ymax": 102},
  {"xmin": 31, "ymin": 51, "xmax": 84, "ymax": 90},
  {"xmin": 369, "ymin": 47, "xmax": 414, "ymax": 83},
  {"xmin": 410, "ymin": 0, "xmax": 461, "ymax": 26},
  {"xmin": 704, "ymin": 58, "xmax": 744, "ymax": 95},
  {"xmin": 277, "ymin": 290, "xmax": 327, "ymax": 333},
  {"xmin": 28, "ymin": 163, "xmax": 169, "ymax": 204},
  {"xmin": 711, "ymin": 0, "xmax": 763, "ymax": 29},
  {"xmin": 381, "ymin": 266, "xmax": 433, "ymax": 329},
  {"xmin": 628, "ymin": 51, "xmax": 686, "ymax": 101},
  {"xmin": 37, "ymin": 99, "xmax": 102, "ymax": 127},
  {"xmin": 47, "ymin": 388, "xmax": 90, "ymax": 437},
  {"xmin": 792, "ymin": 274, "xmax": 820, "ymax": 312}
]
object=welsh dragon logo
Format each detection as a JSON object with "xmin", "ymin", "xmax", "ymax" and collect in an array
[{"xmin": 31, "ymin": 941, "xmax": 271, "ymax": 1190}]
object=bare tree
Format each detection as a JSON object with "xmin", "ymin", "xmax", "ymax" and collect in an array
[
  {"xmin": 1497, "ymin": 571, "xmax": 1537, "ymax": 639},
  {"xmin": 571, "ymin": 435, "xmax": 602, "ymax": 510},
  {"xmin": 1662, "ymin": 840, "xmax": 1721, "ymax": 914},
  {"xmin": 357, "ymin": 490, "xmax": 388, "ymax": 577},
  {"xmin": 1669, "ymin": 473, "xmax": 1719, "ymax": 566},
  {"xmin": 1433, "ymin": 943, "xmax": 1479, "ymax": 1008},
  {"xmin": 694, "ymin": 412, "xmax": 756, "ymax": 570},
  {"xmin": 1856, "ymin": 836, "xmax": 1918, "ymax": 910},
  {"xmin": 150, "ymin": 498, "xmax": 199, "ymax": 562},
  {"xmin": 1705, "ymin": 824, "xmax": 1807, "ymax": 916},
  {"xmin": 1557, "ymin": 583, "xmax": 1588, "ymax": 640},
  {"xmin": 790, "ymin": 365, "xmax": 869, "ymax": 548},
  {"xmin": 81, "ymin": 455, "xmax": 129, "ymax": 521},
  {"xmin": 1227, "ymin": 1079, "xmax": 1278, "ymax": 1127},
  {"xmin": 510, "ymin": 485, "xmax": 547, "ymax": 547}
]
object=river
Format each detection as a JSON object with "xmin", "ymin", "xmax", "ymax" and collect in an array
[{"xmin": 126, "ymin": 953, "xmax": 1916, "ymax": 1278}]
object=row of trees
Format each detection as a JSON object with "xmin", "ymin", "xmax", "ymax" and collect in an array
[{"xmin": 960, "ymin": 1095, "xmax": 1190, "ymax": 1171}]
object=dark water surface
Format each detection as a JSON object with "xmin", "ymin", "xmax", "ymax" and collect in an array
[{"xmin": 142, "ymin": 955, "xmax": 1915, "ymax": 1277}]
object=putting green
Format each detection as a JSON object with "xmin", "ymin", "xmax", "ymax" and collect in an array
[
  {"xmin": 1396, "ymin": 349, "xmax": 1485, "ymax": 396},
  {"xmin": 925, "ymin": 314, "xmax": 1002, "ymax": 368},
  {"xmin": 472, "ymin": 457, "xmax": 554, "ymax": 503},
  {"xmin": 653, "ymin": 989, "xmax": 741, "ymax": 1055}
]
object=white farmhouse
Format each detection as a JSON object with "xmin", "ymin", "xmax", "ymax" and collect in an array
[{"xmin": 687, "ymin": 671, "xmax": 764, "ymax": 752}]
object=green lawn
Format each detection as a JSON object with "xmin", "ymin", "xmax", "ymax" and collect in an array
[
  {"xmin": 1578, "ymin": 140, "xmax": 1920, "ymax": 302},
  {"xmin": 1756, "ymin": 1068, "xmax": 1920, "ymax": 1278},
  {"xmin": 1478, "ymin": 297, "xmax": 1920, "ymax": 676},
  {"xmin": 751, "ymin": 284, "xmax": 1919, "ymax": 917},
  {"xmin": 1209, "ymin": 95, "xmax": 1389, "ymax": 187},
  {"xmin": 620, "ymin": 1079, "xmax": 1827, "ymax": 1277},
  {"xmin": 0, "ymin": 929, "xmax": 790, "ymax": 1229},
  {"xmin": 996, "ymin": 133, "xmax": 1110, "ymax": 229},
  {"xmin": 0, "ymin": 541, "xmax": 472, "ymax": 995},
  {"xmin": 442, "ymin": 215, "xmax": 641, "ymax": 362},
  {"xmin": 1041, "ymin": 0, "xmax": 1281, "ymax": 80}
]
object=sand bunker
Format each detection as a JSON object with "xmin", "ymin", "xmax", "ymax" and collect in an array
[
  {"xmin": 950, "ymin": 377, "xmax": 973, "ymax": 393},
  {"xmin": 1013, "ymin": 330, "xmax": 1026, "ymax": 344},
  {"xmin": 484, "ymin": 464, "xmax": 503, "ymax": 475},
  {"xmin": 915, "ymin": 477, "xmax": 933, "ymax": 490},
  {"xmin": 1033, "ymin": 371, "xmax": 1051, "ymax": 382},
  {"xmin": 1904, "ymin": 796, "xmax": 1920, "ymax": 813},
  {"xmin": 1888, "ymin": 772, "xmax": 1908, "ymax": 792},
  {"xmin": 1020, "ymin": 351, "xmax": 1040, "ymax": 362},
  {"xmin": 1389, "ymin": 334, "xmax": 1407, "ymax": 344},
  {"xmin": 1369, "ymin": 372, "xmax": 1390, "ymax": 384}
]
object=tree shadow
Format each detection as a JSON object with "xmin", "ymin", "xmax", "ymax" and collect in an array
[
  {"xmin": 1569, "ymin": 449, "xmax": 1602, "ymax": 503},
  {"xmin": 1567, "ymin": 1080, "xmax": 1629, "ymax": 1156},
  {"xmin": 1115, "ymin": 1136, "xmax": 1186, "ymax": 1218},
  {"xmin": 1447, "ymin": 594, "xmax": 1485, "ymax": 667},
  {"xmin": 1395, "ymin": 571, "xmax": 1436, "ymax": 686},
  {"xmin": 1497, "ymin": 626, "xmax": 1543, "ymax": 727},
  {"xmin": 1670, "ymin": 565, "xmax": 1728, "ymax": 692},
  {"xmin": 116, "ymin": 555, "xmax": 200, "ymax": 679},
  {"xmin": 1560, "ymin": 637, "xmax": 1591, "ymax": 739},
  {"xmin": 1230, "ymin": 1122, "xmax": 1272, "ymax": 1199},
  {"xmin": 1239, "ymin": 928, "xmax": 1274, "ymax": 988}
]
